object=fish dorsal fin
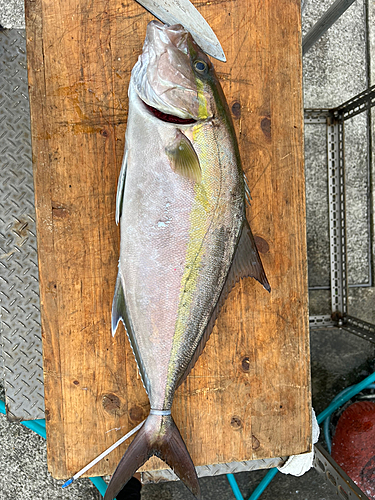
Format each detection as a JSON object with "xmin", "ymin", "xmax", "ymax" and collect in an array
[
  {"xmin": 232, "ymin": 219, "xmax": 270, "ymax": 292},
  {"xmin": 177, "ymin": 220, "xmax": 270, "ymax": 388},
  {"xmin": 165, "ymin": 130, "xmax": 201, "ymax": 183},
  {"xmin": 112, "ymin": 271, "xmax": 150, "ymax": 393},
  {"xmin": 115, "ymin": 149, "xmax": 128, "ymax": 224}
]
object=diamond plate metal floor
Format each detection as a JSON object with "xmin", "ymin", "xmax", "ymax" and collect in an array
[{"xmin": 0, "ymin": 29, "xmax": 45, "ymax": 420}]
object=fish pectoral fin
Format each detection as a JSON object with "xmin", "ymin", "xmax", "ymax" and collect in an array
[
  {"xmin": 115, "ymin": 148, "xmax": 128, "ymax": 224},
  {"xmin": 165, "ymin": 131, "xmax": 201, "ymax": 183},
  {"xmin": 112, "ymin": 271, "xmax": 127, "ymax": 336},
  {"xmin": 231, "ymin": 220, "xmax": 271, "ymax": 292}
]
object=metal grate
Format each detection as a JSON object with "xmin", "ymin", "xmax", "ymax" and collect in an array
[
  {"xmin": 141, "ymin": 456, "xmax": 286, "ymax": 484},
  {"xmin": 0, "ymin": 29, "xmax": 45, "ymax": 420}
]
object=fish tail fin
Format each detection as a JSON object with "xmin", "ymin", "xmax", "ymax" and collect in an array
[
  {"xmin": 156, "ymin": 415, "xmax": 201, "ymax": 499},
  {"xmin": 104, "ymin": 414, "xmax": 201, "ymax": 500},
  {"xmin": 104, "ymin": 419, "xmax": 150, "ymax": 500}
]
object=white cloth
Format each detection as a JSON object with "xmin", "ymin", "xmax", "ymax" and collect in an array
[{"xmin": 277, "ymin": 408, "xmax": 319, "ymax": 477}]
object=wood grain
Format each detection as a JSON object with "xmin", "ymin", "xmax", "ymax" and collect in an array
[{"xmin": 25, "ymin": 0, "xmax": 311, "ymax": 478}]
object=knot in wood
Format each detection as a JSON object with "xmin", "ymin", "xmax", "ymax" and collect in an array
[
  {"xmin": 231, "ymin": 101, "xmax": 241, "ymax": 118},
  {"xmin": 231, "ymin": 415, "xmax": 242, "ymax": 430},
  {"xmin": 102, "ymin": 393, "xmax": 121, "ymax": 415},
  {"xmin": 241, "ymin": 356, "xmax": 250, "ymax": 372}
]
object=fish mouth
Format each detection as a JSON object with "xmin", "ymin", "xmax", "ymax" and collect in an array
[
  {"xmin": 142, "ymin": 100, "xmax": 197, "ymax": 125},
  {"xmin": 131, "ymin": 21, "xmax": 206, "ymax": 123}
]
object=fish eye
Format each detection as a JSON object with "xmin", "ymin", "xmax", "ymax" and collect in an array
[{"xmin": 194, "ymin": 60, "xmax": 208, "ymax": 73}]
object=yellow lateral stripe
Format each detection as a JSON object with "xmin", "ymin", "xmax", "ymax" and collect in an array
[
  {"xmin": 166, "ymin": 80, "xmax": 212, "ymax": 383},
  {"xmin": 196, "ymin": 79, "xmax": 209, "ymax": 121}
]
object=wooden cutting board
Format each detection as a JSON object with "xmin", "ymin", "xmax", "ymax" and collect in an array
[{"xmin": 25, "ymin": 0, "xmax": 311, "ymax": 479}]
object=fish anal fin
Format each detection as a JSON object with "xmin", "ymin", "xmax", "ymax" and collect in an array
[
  {"xmin": 166, "ymin": 130, "xmax": 201, "ymax": 183},
  {"xmin": 111, "ymin": 271, "xmax": 127, "ymax": 337},
  {"xmin": 112, "ymin": 271, "xmax": 151, "ymax": 396}
]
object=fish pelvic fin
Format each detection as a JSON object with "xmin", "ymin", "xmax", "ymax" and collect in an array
[
  {"xmin": 104, "ymin": 414, "xmax": 201, "ymax": 500},
  {"xmin": 115, "ymin": 149, "xmax": 128, "ymax": 224}
]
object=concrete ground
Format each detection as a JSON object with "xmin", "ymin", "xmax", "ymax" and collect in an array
[{"xmin": 1, "ymin": 0, "xmax": 375, "ymax": 499}]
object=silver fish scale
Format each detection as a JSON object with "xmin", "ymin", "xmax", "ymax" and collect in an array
[{"xmin": 0, "ymin": 29, "xmax": 45, "ymax": 420}]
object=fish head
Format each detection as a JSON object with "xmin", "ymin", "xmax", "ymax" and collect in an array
[{"xmin": 131, "ymin": 21, "xmax": 217, "ymax": 121}]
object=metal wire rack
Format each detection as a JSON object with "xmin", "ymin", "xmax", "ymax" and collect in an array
[{"xmin": 306, "ymin": 86, "xmax": 375, "ymax": 344}]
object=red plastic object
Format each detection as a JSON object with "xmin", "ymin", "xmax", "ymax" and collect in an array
[{"xmin": 331, "ymin": 401, "xmax": 375, "ymax": 499}]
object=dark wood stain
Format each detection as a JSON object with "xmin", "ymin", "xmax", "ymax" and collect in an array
[
  {"xmin": 252, "ymin": 435, "xmax": 260, "ymax": 450},
  {"xmin": 241, "ymin": 356, "xmax": 250, "ymax": 372},
  {"xmin": 129, "ymin": 405, "xmax": 145, "ymax": 424},
  {"xmin": 52, "ymin": 203, "xmax": 70, "ymax": 219},
  {"xmin": 261, "ymin": 116, "xmax": 271, "ymax": 140},
  {"xmin": 254, "ymin": 235, "xmax": 270, "ymax": 254}
]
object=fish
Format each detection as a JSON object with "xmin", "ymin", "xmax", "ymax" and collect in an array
[{"xmin": 105, "ymin": 20, "xmax": 270, "ymax": 500}]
